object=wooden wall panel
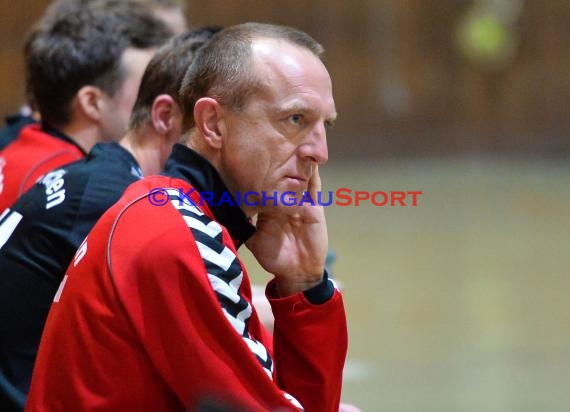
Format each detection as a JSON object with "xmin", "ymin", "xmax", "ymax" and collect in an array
[
  {"xmin": 1, "ymin": 0, "xmax": 569, "ymax": 155},
  {"xmin": 0, "ymin": 0, "xmax": 51, "ymax": 118}
]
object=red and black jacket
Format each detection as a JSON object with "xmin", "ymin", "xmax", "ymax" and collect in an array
[{"xmin": 26, "ymin": 144, "xmax": 348, "ymax": 412}]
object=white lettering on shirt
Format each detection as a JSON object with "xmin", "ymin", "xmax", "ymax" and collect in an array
[{"xmin": 41, "ymin": 169, "xmax": 67, "ymax": 210}]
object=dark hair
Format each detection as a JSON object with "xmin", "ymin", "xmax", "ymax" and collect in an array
[
  {"xmin": 179, "ymin": 22, "xmax": 324, "ymax": 130},
  {"xmin": 129, "ymin": 27, "xmax": 221, "ymax": 130},
  {"xmin": 25, "ymin": 0, "xmax": 172, "ymax": 127},
  {"xmin": 45, "ymin": 0, "xmax": 186, "ymax": 15},
  {"xmin": 140, "ymin": 0, "xmax": 186, "ymax": 10}
]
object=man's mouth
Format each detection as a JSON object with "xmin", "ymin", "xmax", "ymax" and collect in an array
[{"xmin": 285, "ymin": 175, "xmax": 308, "ymax": 186}]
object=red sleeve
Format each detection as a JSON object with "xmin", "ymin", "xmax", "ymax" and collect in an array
[
  {"xmin": 267, "ymin": 279, "xmax": 348, "ymax": 412},
  {"xmin": 109, "ymin": 199, "xmax": 345, "ymax": 411}
]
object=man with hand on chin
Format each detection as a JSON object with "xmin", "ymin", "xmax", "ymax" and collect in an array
[{"xmin": 27, "ymin": 23, "xmax": 347, "ymax": 412}]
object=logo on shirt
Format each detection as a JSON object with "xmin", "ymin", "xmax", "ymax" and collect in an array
[
  {"xmin": 41, "ymin": 169, "xmax": 67, "ymax": 210},
  {"xmin": 130, "ymin": 165, "xmax": 143, "ymax": 179}
]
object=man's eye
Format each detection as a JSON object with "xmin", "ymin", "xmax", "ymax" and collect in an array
[{"xmin": 289, "ymin": 114, "xmax": 302, "ymax": 125}]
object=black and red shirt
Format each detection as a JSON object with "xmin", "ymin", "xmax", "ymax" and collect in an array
[
  {"xmin": 0, "ymin": 124, "xmax": 85, "ymax": 211},
  {"xmin": 0, "ymin": 143, "xmax": 141, "ymax": 411}
]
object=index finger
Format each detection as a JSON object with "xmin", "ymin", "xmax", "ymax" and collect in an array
[{"xmin": 308, "ymin": 165, "xmax": 322, "ymax": 202}]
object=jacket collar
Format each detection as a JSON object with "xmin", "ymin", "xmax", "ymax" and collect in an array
[
  {"xmin": 41, "ymin": 123, "xmax": 88, "ymax": 156},
  {"xmin": 89, "ymin": 143, "xmax": 143, "ymax": 178},
  {"xmin": 162, "ymin": 144, "xmax": 256, "ymax": 247}
]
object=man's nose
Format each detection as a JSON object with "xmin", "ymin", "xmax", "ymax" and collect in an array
[{"xmin": 299, "ymin": 122, "xmax": 328, "ymax": 164}]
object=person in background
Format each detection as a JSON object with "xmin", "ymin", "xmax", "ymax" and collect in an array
[
  {"xmin": 0, "ymin": 0, "xmax": 188, "ymax": 152},
  {"xmin": 0, "ymin": 0, "xmax": 172, "ymax": 213},
  {"xmin": 139, "ymin": 0, "xmax": 188, "ymax": 34},
  {"xmin": 26, "ymin": 23, "xmax": 348, "ymax": 412}
]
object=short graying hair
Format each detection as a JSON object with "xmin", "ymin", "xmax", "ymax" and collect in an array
[{"xmin": 179, "ymin": 22, "xmax": 324, "ymax": 131}]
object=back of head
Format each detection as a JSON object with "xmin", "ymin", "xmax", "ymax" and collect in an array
[
  {"xmin": 129, "ymin": 26, "xmax": 221, "ymax": 130},
  {"xmin": 137, "ymin": 0, "xmax": 188, "ymax": 34},
  {"xmin": 179, "ymin": 22, "xmax": 324, "ymax": 131},
  {"xmin": 44, "ymin": 0, "xmax": 187, "ymax": 34},
  {"xmin": 25, "ymin": 0, "xmax": 173, "ymax": 128},
  {"xmin": 87, "ymin": 0, "xmax": 177, "ymax": 47}
]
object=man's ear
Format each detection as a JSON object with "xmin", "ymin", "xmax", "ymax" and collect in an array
[
  {"xmin": 193, "ymin": 97, "xmax": 224, "ymax": 149},
  {"xmin": 75, "ymin": 86, "xmax": 104, "ymax": 121},
  {"xmin": 150, "ymin": 94, "xmax": 178, "ymax": 135}
]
